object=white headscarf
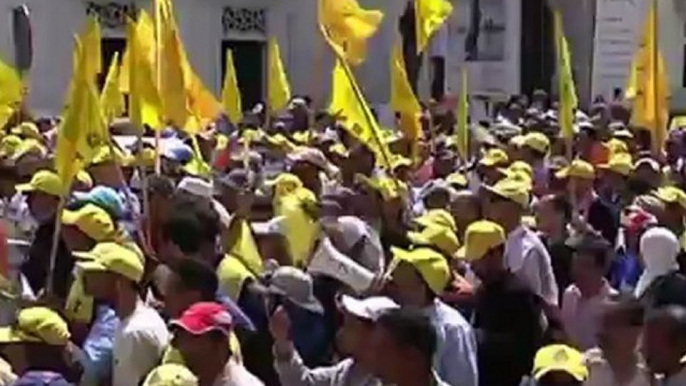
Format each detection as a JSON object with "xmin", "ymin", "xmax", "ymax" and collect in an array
[{"xmin": 635, "ymin": 227, "xmax": 680, "ymax": 297}]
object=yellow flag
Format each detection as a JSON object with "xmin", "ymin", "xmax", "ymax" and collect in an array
[
  {"xmin": 0, "ymin": 59, "xmax": 22, "ymax": 110},
  {"xmin": 82, "ymin": 16, "xmax": 102, "ymax": 81},
  {"xmin": 323, "ymin": 1, "xmax": 383, "ymax": 64},
  {"xmin": 415, "ymin": 0, "xmax": 453, "ymax": 54},
  {"xmin": 126, "ymin": 13, "xmax": 162, "ymax": 130},
  {"xmin": 319, "ymin": 0, "xmax": 384, "ymax": 66},
  {"xmin": 226, "ymin": 218, "xmax": 264, "ymax": 275},
  {"xmin": 390, "ymin": 42, "xmax": 422, "ymax": 158},
  {"xmin": 630, "ymin": 0, "xmax": 669, "ymax": 154},
  {"xmin": 221, "ymin": 50, "xmax": 242, "ymax": 124},
  {"xmin": 554, "ymin": 10, "xmax": 578, "ymax": 141},
  {"xmin": 274, "ymin": 188, "xmax": 320, "ymax": 267},
  {"xmin": 268, "ymin": 38, "xmax": 291, "ymax": 112},
  {"xmin": 55, "ymin": 37, "xmax": 109, "ymax": 191},
  {"xmin": 100, "ymin": 52, "xmax": 125, "ymax": 124},
  {"xmin": 456, "ymin": 67, "xmax": 469, "ymax": 160},
  {"xmin": 625, "ymin": 54, "xmax": 639, "ymax": 100},
  {"xmin": 329, "ymin": 55, "xmax": 393, "ymax": 169},
  {"xmin": 186, "ymin": 72, "xmax": 223, "ymax": 130}
]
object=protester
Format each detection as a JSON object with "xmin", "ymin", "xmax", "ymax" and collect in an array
[
  {"xmin": 520, "ymin": 344, "xmax": 588, "ymax": 386},
  {"xmin": 634, "ymin": 227, "xmax": 686, "ymax": 309},
  {"xmin": 642, "ymin": 305, "xmax": 686, "ymax": 384}
]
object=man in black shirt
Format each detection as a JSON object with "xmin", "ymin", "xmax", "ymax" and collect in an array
[{"xmin": 458, "ymin": 220, "xmax": 544, "ymax": 386}]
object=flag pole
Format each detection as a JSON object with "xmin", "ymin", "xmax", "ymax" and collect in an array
[
  {"xmin": 651, "ymin": 0, "xmax": 660, "ymax": 158},
  {"xmin": 45, "ymin": 195, "xmax": 66, "ymax": 297}
]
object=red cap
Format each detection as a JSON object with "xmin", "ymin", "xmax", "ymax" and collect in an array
[{"xmin": 170, "ymin": 302, "xmax": 233, "ymax": 336}]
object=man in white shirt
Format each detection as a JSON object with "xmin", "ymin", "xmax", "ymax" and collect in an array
[
  {"xmin": 78, "ymin": 242, "xmax": 169, "ymax": 386},
  {"xmin": 483, "ymin": 177, "xmax": 559, "ymax": 306}
]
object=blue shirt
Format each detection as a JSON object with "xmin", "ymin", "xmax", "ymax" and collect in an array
[
  {"xmin": 284, "ymin": 301, "xmax": 331, "ymax": 367},
  {"xmin": 609, "ymin": 249, "xmax": 643, "ymax": 293},
  {"xmin": 426, "ymin": 300, "xmax": 479, "ymax": 386},
  {"xmin": 79, "ymin": 306, "xmax": 119, "ymax": 386}
]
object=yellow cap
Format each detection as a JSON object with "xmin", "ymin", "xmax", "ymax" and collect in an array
[
  {"xmin": 483, "ymin": 177, "xmax": 530, "ymax": 208},
  {"xmin": 0, "ymin": 135, "xmax": 22, "ymax": 157},
  {"xmin": 215, "ymin": 134, "xmax": 229, "ymax": 151},
  {"xmin": 606, "ymin": 138, "xmax": 629, "ymax": 156},
  {"xmin": 391, "ymin": 247, "xmax": 450, "ymax": 294},
  {"xmin": 292, "ymin": 131, "xmax": 311, "ymax": 145},
  {"xmin": 142, "ymin": 364, "xmax": 198, "ymax": 386},
  {"xmin": 62, "ymin": 203, "xmax": 117, "ymax": 242},
  {"xmin": 0, "ymin": 307, "xmax": 70, "ymax": 346},
  {"xmin": 75, "ymin": 242, "xmax": 144, "ymax": 283},
  {"xmin": 598, "ymin": 154, "xmax": 632, "ymax": 177},
  {"xmin": 328, "ymin": 143, "xmax": 349, "ymax": 158},
  {"xmin": 135, "ymin": 148, "xmax": 156, "ymax": 168},
  {"xmin": 264, "ymin": 134, "xmax": 297, "ymax": 152},
  {"xmin": 217, "ymin": 254, "xmax": 256, "ymax": 300},
  {"xmin": 91, "ymin": 145, "xmax": 130, "ymax": 166},
  {"xmin": 408, "ymin": 225, "xmax": 460, "ymax": 257},
  {"xmin": 522, "ymin": 132, "xmax": 550, "ymax": 154},
  {"xmin": 654, "ymin": 186, "xmax": 686, "ymax": 210},
  {"xmin": 508, "ymin": 161, "xmax": 534, "ymax": 180},
  {"xmin": 533, "ymin": 344, "xmax": 588, "ymax": 382},
  {"xmin": 266, "ymin": 173, "xmax": 304, "ymax": 198},
  {"xmin": 11, "ymin": 138, "xmax": 46, "ymax": 161},
  {"xmin": 555, "ymin": 159, "xmax": 595, "ymax": 180},
  {"xmin": 446, "ymin": 172, "xmax": 468, "ymax": 188},
  {"xmin": 479, "ymin": 148, "xmax": 509, "ymax": 167},
  {"xmin": 391, "ymin": 155, "xmax": 412, "ymax": 171},
  {"xmin": 75, "ymin": 170, "xmax": 94, "ymax": 189},
  {"xmin": 10, "ymin": 122, "xmax": 42, "ymax": 141},
  {"xmin": 239, "ymin": 129, "xmax": 263, "ymax": 145},
  {"xmin": 16, "ymin": 170, "xmax": 63, "ymax": 197},
  {"xmin": 356, "ymin": 174, "xmax": 408, "ymax": 202},
  {"xmin": 414, "ymin": 209, "xmax": 457, "ymax": 232},
  {"xmin": 509, "ymin": 135, "xmax": 526, "ymax": 148},
  {"xmin": 456, "ymin": 220, "xmax": 505, "ymax": 261}
]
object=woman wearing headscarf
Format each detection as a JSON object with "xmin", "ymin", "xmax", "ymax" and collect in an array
[{"xmin": 635, "ymin": 227, "xmax": 686, "ymax": 309}]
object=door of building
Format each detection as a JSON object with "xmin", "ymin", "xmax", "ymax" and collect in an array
[{"xmin": 221, "ymin": 40, "xmax": 265, "ymax": 112}]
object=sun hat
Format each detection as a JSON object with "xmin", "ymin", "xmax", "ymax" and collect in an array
[
  {"xmin": 478, "ymin": 148, "xmax": 509, "ymax": 167},
  {"xmin": 61, "ymin": 203, "xmax": 117, "ymax": 242},
  {"xmin": 532, "ymin": 344, "xmax": 588, "ymax": 382},
  {"xmin": 482, "ymin": 177, "xmax": 530, "ymax": 208},
  {"xmin": 597, "ymin": 153, "xmax": 632, "ymax": 177},
  {"xmin": 72, "ymin": 186, "xmax": 125, "ymax": 219},
  {"xmin": 408, "ymin": 225, "xmax": 460, "ymax": 257},
  {"xmin": 555, "ymin": 159, "xmax": 595, "ymax": 180},
  {"xmin": 142, "ymin": 364, "xmax": 198, "ymax": 386},
  {"xmin": 170, "ymin": 302, "xmax": 233, "ymax": 336},
  {"xmin": 267, "ymin": 267, "xmax": 323, "ymax": 314},
  {"xmin": 522, "ymin": 132, "xmax": 550, "ymax": 154}
]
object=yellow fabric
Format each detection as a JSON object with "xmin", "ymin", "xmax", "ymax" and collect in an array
[
  {"xmin": 356, "ymin": 174, "xmax": 408, "ymax": 202},
  {"xmin": 456, "ymin": 67, "xmax": 469, "ymax": 161},
  {"xmin": 222, "ymin": 49, "xmax": 242, "ymax": 124},
  {"xmin": 0, "ymin": 307, "xmax": 70, "ymax": 346},
  {"xmin": 0, "ymin": 59, "xmax": 22, "ymax": 108},
  {"xmin": 81, "ymin": 16, "xmax": 102, "ymax": 81},
  {"xmin": 217, "ymin": 254, "xmax": 255, "ymax": 300},
  {"xmin": 275, "ymin": 189, "xmax": 320, "ymax": 267},
  {"xmin": 328, "ymin": 55, "xmax": 393, "ymax": 169},
  {"xmin": 606, "ymin": 138, "xmax": 629, "ymax": 156},
  {"xmin": 10, "ymin": 122, "xmax": 41, "ymax": 141},
  {"xmin": 16, "ymin": 170, "xmax": 63, "ymax": 197},
  {"xmin": 226, "ymin": 218, "xmax": 264, "ymax": 275},
  {"xmin": 75, "ymin": 170, "xmax": 94, "ymax": 189},
  {"xmin": 408, "ymin": 225, "xmax": 460, "ymax": 257},
  {"xmin": 522, "ymin": 132, "xmax": 550, "ymax": 154},
  {"xmin": 391, "ymin": 155, "xmax": 412, "ymax": 170},
  {"xmin": 533, "ymin": 344, "xmax": 588, "ymax": 382},
  {"xmin": 11, "ymin": 138, "xmax": 46, "ymax": 161},
  {"xmin": 162, "ymin": 332, "xmax": 242, "ymax": 366},
  {"xmin": 267, "ymin": 173, "xmax": 305, "ymax": 198},
  {"xmin": 100, "ymin": 53, "xmax": 125, "ymax": 125},
  {"xmin": 555, "ymin": 159, "xmax": 595, "ymax": 180},
  {"xmin": 390, "ymin": 42, "xmax": 422, "ymax": 159},
  {"xmin": 654, "ymin": 186, "xmax": 686, "ymax": 210},
  {"xmin": 62, "ymin": 203, "xmax": 117, "ymax": 242},
  {"xmin": 143, "ymin": 364, "xmax": 198, "ymax": 386},
  {"xmin": 446, "ymin": 172, "xmax": 468, "ymax": 188},
  {"xmin": 554, "ymin": 10, "xmax": 578, "ymax": 141},
  {"xmin": 479, "ymin": 148, "xmax": 509, "ymax": 167},
  {"xmin": 91, "ymin": 145, "xmax": 131, "ymax": 166},
  {"xmin": 456, "ymin": 220, "xmax": 505, "ymax": 261},
  {"xmin": 414, "ymin": 209, "xmax": 457, "ymax": 232},
  {"xmin": 598, "ymin": 153, "xmax": 632, "ymax": 177},
  {"xmin": 483, "ymin": 177, "xmax": 530, "ymax": 208},
  {"xmin": 329, "ymin": 143, "xmax": 349, "ymax": 158},
  {"xmin": 415, "ymin": 0, "xmax": 453, "ymax": 54},
  {"xmin": 182, "ymin": 136, "xmax": 211, "ymax": 177},
  {"xmin": 508, "ymin": 161, "xmax": 534, "ymax": 180},
  {"xmin": 319, "ymin": 0, "xmax": 383, "ymax": 66},
  {"xmin": 0, "ymin": 135, "xmax": 22, "ymax": 158},
  {"xmin": 390, "ymin": 246, "xmax": 449, "ymax": 295},
  {"xmin": 268, "ymin": 38, "xmax": 291, "ymax": 112},
  {"xmin": 64, "ymin": 273, "xmax": 94, "ymax": 324},
  {"xmin": 627, "ymin": 0, "xmax": 669, "ymax": 154},
  {"xmin": 75, "ymin": 242, "xmax": 144, "ymax": 283},
  {"xmin": 509, "ymin": 135, "xmax": 526, "ymax": 148}
]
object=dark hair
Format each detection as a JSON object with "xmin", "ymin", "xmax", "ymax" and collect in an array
[
  {"xmin": 606, "ymin": 293, "xmax": 644, "ymax": 327},
  {"xmin": 645, "ymin": 305, "xmax": 686, "ymax": 342},
  {"xmin": 542, "ymin": 194, "xmax": 572, "ymax": 222},
  {"xmin": 376, "ymin": 308, "xmax": 437, "ymax": 367},
  {"xmin": 147, "ymin": 175, "xmax": 175, "ymax": 198},
  {"xmin": 162, "ymin": 193, "xmax": 220, "ymax": 254},
  {"xmin": 169, "ymin": 258, "xmax": 219, "ymax": 301}
]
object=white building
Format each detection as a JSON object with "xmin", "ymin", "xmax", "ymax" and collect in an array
[{"xmin": 4, "ymin": 0, "xmax": 684, "ymax": 118}]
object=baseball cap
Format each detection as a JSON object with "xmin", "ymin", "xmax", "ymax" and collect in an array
[
  {"xmin": 414, "ymin": 209, "xmax": 457, "ymax": 232},
  {"xmin": 555, "ymin": 159, "xmax": 595, "ymax": 180},
  {"xmin": 288, "ymin": 147, "xmax": 329, "ymax": 170},
  {"xmin": 61, "ymin": 203, "xmax": 117, "ymax": 242},
  {"xmin": 142, "ymin": 364, "xmax": 198, "ymax": 386},
  {"xmin": 0, "ymin": 135, "xmax": 22, "ymax": 157},
  {"xmin": 653, "ymin": 186, "xmax": 686, "ymax": 210},
  {"xmin": 75, "ymin": 170, "xmax": 93, "ymax": 189},
  {"xmin": 456, "ymin": 220, "xmax": 506, "ymax": 261},
  {"xmin": 10, "ymin": 122, "xmax": 42, "ymax": 141},
  {"xmin": 478, "ymin": 148, "xmax": 509, "ymax": 167},
  {"xmin": 634, "ymin": 157, "xmax": 660, "ymax": 172},
  {"xmin": 0, "ymin": 307, "xmax": 70, "ymax": 346},
  {"xmin": 16, "ymin": 170, "xmax": 63, "ymax": 197},
  {"xmin": 391, "ymin": 155, "xmax": 412, "ymax": 171},
  {"xmin": 446, "ymin": 172, "xmax": 468, "ymax": 189},
  {"xmin": 75, "ymin": 242, "xmax": 144, "ymax": 283},
  {"xmin": 598, "ymin": 153, "xmax": 632, "ymax": 177},
  {"xmin": 532, "ymin": 344, "xmax": 588, "ymax": 382},
  {"xmin": 11, "ymin": 139, "xmax": 47, "ymax": 161},
  {"xmin": 356, "ymin": 174, "xmax": 408, "ymax": 202},
  {"xmin": 72, "ymin": 186, "xmax": 125, "ymax": 219},
  {"xmin": 161, "ymin": 140, "xmax": 193, "ymax": 163},
  {"xmin": 339, "ymin": 295, "xmax": 399, "ymax": 322},
  {"xmin": 216, "ymin": 169, "xmax": 254, "ymax": 193},
  {"xmin": 170, "ymin": 302, "xmax": 233, "ymax": 336},
  {"xmin": 91, "ymin": 145, "xmax": 131, "ymax": 166},
  {"xmin": 507, "ymin": 161, "xmax": 534, "ymax": 180},
  {"xmin": 408, "ymin": 225, "xmax": 460, "ymax": 257},
  {"xmin": 509, "ymin": 135, "xmax": 526, "ymax": 148},
  {"xmin": 178, "ymin": 177, "xmax": 213, "ymax": 198},
  {"xmin": 522, "ymin": 132, "xmax": 550, "ymax": 154},
  {"xmin": 390, "ymin": 246, "xmax": 450, "ymax": 295},
  {"xmin": 482, "ymin": 177, "xmax": 530, "ymax": 208}
]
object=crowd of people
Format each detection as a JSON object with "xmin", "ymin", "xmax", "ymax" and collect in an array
[{"xmin": 0, "ymin": 92, "xmax": 686, "ymax": 386}]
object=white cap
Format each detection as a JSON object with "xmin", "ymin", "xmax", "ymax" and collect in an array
[
  {"xmin": 339, "ymin": 295, "xmax": 399, "ymax": 321},
  {"xmin": 177, "ymin": 177, "xmax": 213, "ymax": 198}
]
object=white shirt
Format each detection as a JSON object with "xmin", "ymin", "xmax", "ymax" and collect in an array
[
  {"xmin": 505, "ymin": 226, "xmax": 559, "ymax": 306},
  {"xmin": 584, "ymin": 348, "xmax": 651, "ymax": 386},
  {"xmin": 113, "ymin": 300, "xmax": 170, "ymax": 386},
  {"xmin": 213, "ymin": 360, "xmax": 265, "ymax": 386},
  {"xmin": 562, "ymin": 282, "xmax": 617, "ymax": 351}
]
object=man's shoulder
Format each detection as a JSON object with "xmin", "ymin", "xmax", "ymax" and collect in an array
[
  {"xmin": 432, "ymin": 301, "xmax": 472, "ymax": 332},
  {"xmin": 119, "ymin": 305, "xmax": 168, "ymax": 341}
]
